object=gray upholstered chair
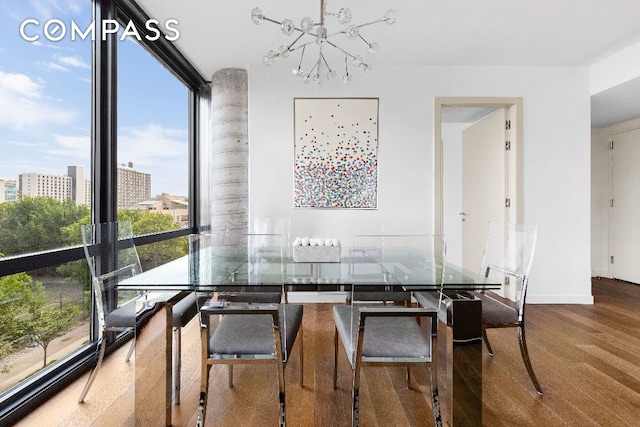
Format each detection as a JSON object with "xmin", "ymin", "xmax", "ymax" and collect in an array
[
  {"xmin": 333, "ymin": 306, "xmax": 441, "ymax": 427},
  {"xmin": 333, "ymin": 234, "xmax": 445, "ymax": 427},
  {"xmin": 474, "ymin": 221, "xmax": 542, "ymax": 394},
  {"xmin": 195, "ymin": 233, "xmax": 304, "ymax": 427}
]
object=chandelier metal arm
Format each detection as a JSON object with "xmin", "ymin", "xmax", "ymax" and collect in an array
[
  {"xmin": 320, "ymin": 52, "xmax": 332, "ymax": 71},
  {"xmin": 289, "ymin": 38, "xmax": 322, "ymax": 52},
  {"xmin": 324, "ymin": 39, "xmax": 356, "ymax": 60},
  {"xmin": 354, "ymin": 18, "xmax": 386, "ymax": 29},
  {"xmin": 287, "ymin": 32, "xmax": 306, "ymax": 50}
]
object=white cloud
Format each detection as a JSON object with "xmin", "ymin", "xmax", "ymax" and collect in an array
[
  {"xmin": 37, "ymin": 55, "xmax": 89, "ymax": 73},
  {"xmin": 5, "ymin": 139, "xmax": 47, "ymax": 148},
  {"xmin": 47, "ymin": 134, "xmax": 89, "ymax": 157},
  {"xmin": 0, "ymin": 71, "xmax": 44, "ymax": 98},
  {"xmin": 38, "ymin": 61, "xmax": 69, "ymax": 72},
  {"xmin": 118, "ymin": 124, "xmax": 188, "ymax": 165},
  {"xmin": 0, "ymin": 70, "xmax": 75, "ymax": 130},
  {"xmin": 28, "ymin": 0, "xmax": 85, "ymax": 19},
  {"xmin": 55, "ymin": 54, "xmax": 90, "ymax": 69}
]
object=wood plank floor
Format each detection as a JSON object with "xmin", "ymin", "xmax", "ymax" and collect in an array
[{"xmin": 14, "ymin": 278, "xmax": 640, "ymax": 426}]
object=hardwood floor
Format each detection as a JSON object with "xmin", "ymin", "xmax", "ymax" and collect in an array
[{"xmin": 14, "ymin": 278, "xmax": 640, "ymax": 426}]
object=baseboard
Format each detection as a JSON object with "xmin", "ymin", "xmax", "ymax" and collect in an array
[
  {"xmin": 526, "ymin": 294, "xmax": 594, "ymax": 304},
  {"xmin": 287, "ymin": 292, "xmax": 348, "ymax": 303}
]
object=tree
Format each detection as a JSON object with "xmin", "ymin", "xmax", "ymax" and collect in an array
[
  {"xmin": 28, "ymin": 305, "xmax": 81, "ymax": 368},
  {"xmin": 0, "ymin": 272, "xmax": 81, "ymax": 371},
  {"xmin": 0, "ymin": 197, "xmax": 89, "ymax": 257},
  {"xmin": 119, "ymin": 210, "xmax": 187, "ymax": 270},
  {"xmin": 0, "ymin": 273, "xmax": 46, "ymax": 372}
]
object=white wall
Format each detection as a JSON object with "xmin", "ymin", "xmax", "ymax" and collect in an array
[
  {"xmin": 248, "ymin": 64, "xmax": 593, "ymax": 304},
  {"xmin": 590, "ymin": 40, "xmax": 640, "ymax": 95}
]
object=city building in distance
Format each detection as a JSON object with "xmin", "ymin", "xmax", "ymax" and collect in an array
[
  {"xmin": 16, "ymin": 163, "xmax": 153, "ymax": 208},
  {"xmin": 0, "ymin": 178, "xmax": 17, "ymax": 203}
]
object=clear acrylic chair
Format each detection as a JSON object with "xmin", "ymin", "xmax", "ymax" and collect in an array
[
  {"xmin": 474, "ymin": 221, "xmax": 542, "ymax": 394},
  {"xmin": 195, "ymin": 233, "xmax": 304, "ymax": 427},
  {"xmin": 78, "ymin": 221, "xmax": 153, "ymax": 403}
]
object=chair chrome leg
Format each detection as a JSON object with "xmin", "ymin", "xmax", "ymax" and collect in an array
[
  {"xmin": 124, "ymin": 335, "xmax": 135, "ymax": 363},
  {"xmin": 196, "ymin": 391, "xmax": 206, "ymax": 427},
  {"xmin": 299, "ymin": 323, "xmax": 304, "ymax": 388},
  {"xmin": 78, "ymin": 337, "xmax": 107, "ymax": 403},
  {"xmin": 199, "ymin": 366, "xmax": 211, "ymax": 426},
  {"xmin": 277, "ymin": 353, "xmax": 287, "ymax": 426},
  {"xmin": 174, "ymin": 327, "xmax": 181, "ymax": 404},
  {"xmin": 352, "ymin": 363, "xmax": 362, "ymax": 427},
  {"xmin": 429, "ymin": 366, "xmax": 442, "ymax": 427},
  {"xmin": 518, "ymin": 326, "xmax": 543, "ymax": 394},
  {"xmin": 482, "ymin": 327, "xmax": 494, "ymax": 356},
  {"xmin": 333, "ymin": 327, "xmax": 339, "ymax": 389}
]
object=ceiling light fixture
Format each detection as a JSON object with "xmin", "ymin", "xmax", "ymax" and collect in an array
[{"xmin": 251, "ymin": 0, "xmax": 396, "ymax": 84}]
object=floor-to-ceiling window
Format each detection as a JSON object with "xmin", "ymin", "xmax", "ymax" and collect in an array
[
  {"xmin": 0, "ymin": 0, "xmax": 92, "ymax": 395},
  {"xmin": 116, "ymin": 27, "xmax": 190, "ymax": 270},
  {"xmin": 0, "ymin": 1, "xmax": 207, "ymax": 423}
]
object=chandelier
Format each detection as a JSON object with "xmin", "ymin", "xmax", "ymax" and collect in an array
[{"xmin": 251, "ymin": 0, "xmax": 396, "ymax": 83}]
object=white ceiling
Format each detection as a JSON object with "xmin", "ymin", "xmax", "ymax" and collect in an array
[{"xmin": 136, "ymin": 0, "xmax": 640, "ymax": 126}]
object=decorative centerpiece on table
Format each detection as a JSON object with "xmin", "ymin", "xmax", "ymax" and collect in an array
[{"xmin": 292, "ymin": 237, "xmax": 341, "ymax": 262}]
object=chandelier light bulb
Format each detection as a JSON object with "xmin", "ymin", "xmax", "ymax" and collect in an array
[
  {"xmin": 293, "ymin": 66, "xmax": 302, "ymax": 76},
  {"xmin": 367, "ymin": 42, "xmax": 379, "ymax": 55},
  {"xmin": 327, "ymin": 69, "xmax": 337, "ymax": 80},
  {"xmin": 345, "ymin": 25, "xmax": 359, "ymax": 39},
  {"xmin": 300, "ymin": 17, "xmax": 315, "ymax": 32},
  {"xmin": 263, "ymin": 50, "xmax": 276, "ymax": 65},
  {"xmin": 343, "ymin": 72, "xmax": 352, "ymax": 84},
  {"xmin": 383, "ymin": 9, "xmax": 397, "ymax": 25},
  {"xmin": 278, "ymin": 45, "xmax": 290, "ymax": 58},
  {"xmin": 337, "ymin": 8, "xmax": 352, "ymax": 25},
  {"xmin": 251, "ymin": 7, "xmax": 264, "ymax": 25},
  {"xmin": 281, "ymin": 19, "xmax": 295, "ymax": 35}
]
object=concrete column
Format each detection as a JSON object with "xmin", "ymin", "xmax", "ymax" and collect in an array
[{"xmin": 209, "ymin": 68, "xmax": 248, "ymax": 244}]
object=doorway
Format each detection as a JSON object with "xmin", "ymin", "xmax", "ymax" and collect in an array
[
  {"xmin": 609, "ymin": 127, "xmax": 640, "ymax": 284},
  {"xmin": 435, "ymin": 97, "xmax": 523, "ymax": 296}
]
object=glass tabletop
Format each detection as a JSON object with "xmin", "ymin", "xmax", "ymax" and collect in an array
[{"xmin": 119, "ymin": 234, "xmax": 499, "ymax": 292}]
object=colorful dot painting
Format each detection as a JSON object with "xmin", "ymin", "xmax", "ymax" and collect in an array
[{"xmin": 294, "ymin": 98, "xmax": 378, "ymax": 208}]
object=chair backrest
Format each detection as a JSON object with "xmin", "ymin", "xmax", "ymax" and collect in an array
[
  {"xmin": 480, "ymin": 221, "xmax": 537, "ymax": 318},
  {"xmin": 81, "ymin": 221, "xmax": 142, "ymax": 331},
  {"xmin": 250, "ymin": 217, "xmax": 291, "ymax": 256},
  {"xmin": 352, "ymin": 234, "xmax": 446, "ymax": 284},
  {"xmin": 351, "ymin": 234, "xmax": 446, "ymax": 304}
]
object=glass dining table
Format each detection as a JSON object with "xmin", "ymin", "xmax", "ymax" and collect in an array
[{"xmin": 120, "ymin": 233, "xmax": 499, "ymax": 426}]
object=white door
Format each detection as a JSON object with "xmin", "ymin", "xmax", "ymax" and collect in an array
[
  {"xmin": 461, "ymin": 108, "xmax": 508, "ymax": 276},
  {"xmin": 610, "ymin": 128, "xmax": 640, "ymax": 283}
]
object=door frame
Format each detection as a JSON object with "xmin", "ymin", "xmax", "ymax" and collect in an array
[{"xmin": 434, "ymin": 97, "xmax": 524, "ymax": 235}]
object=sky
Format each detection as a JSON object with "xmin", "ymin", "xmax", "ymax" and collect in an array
[{"xmin": 0, "ymin": 0, "xmax": 189, "ymax": 197}]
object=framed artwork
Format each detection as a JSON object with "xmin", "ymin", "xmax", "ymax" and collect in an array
[{"xmin": 293, "ymin": 98, "xmax": 379, "ymax": 208}]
